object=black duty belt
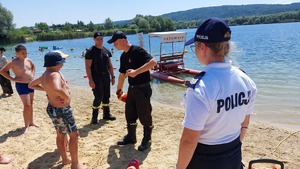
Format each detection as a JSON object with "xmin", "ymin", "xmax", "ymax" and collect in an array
[
  {"xmin": 94, "ymin": 72, "xmax": 109, "ymax": 75},
  {"xmin": 130, "ymin": 82, "xmax": 150, "ymax": 88}
]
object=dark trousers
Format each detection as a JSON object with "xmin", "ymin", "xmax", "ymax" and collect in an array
[
  {"xmin": 125, "ymin": 84, "xmax": 152, "ymax": 126},
  {"xmin": 92, "ymin": 75, "xmax": 110, "ymax": 107},
  {"xmin": 0, "ymin": 71, "xmax": 13, "ymax": 94},
  {"xmin": 187, "ymin": 136, "xmax": 243, "ymax": 169}
]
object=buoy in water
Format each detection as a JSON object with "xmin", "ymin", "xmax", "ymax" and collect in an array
[{"xmin": 184, "ymin": 49, "xmax": 188, "ymax": 53}]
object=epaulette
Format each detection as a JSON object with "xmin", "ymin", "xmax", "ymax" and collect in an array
[
  {"xmin": 238, "ymin": 67, "xmax": 247, "ymax": 74},
  {"xmin": 188, "ymin": 71, "xmax": 206, "ymax": 89}
]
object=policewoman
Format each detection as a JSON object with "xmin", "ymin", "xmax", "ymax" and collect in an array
[{"xmin": 176, "ymin": 17, "xmax": 257, "ymax": 169}]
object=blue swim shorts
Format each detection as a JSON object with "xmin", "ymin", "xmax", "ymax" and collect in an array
[
  {"xmin": 46, "ymin": 104, "xmax": 78, "ymax": 134},
  {"xmin": 15, "ymin": 82, "xmax": 34, "ymax": 95}
]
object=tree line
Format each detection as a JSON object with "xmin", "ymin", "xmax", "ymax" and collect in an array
[
  {"xmin": 0, "ymin": 2, "xmax": 176, "ymax": 44},
  {"xmin": 1, "ymin": 2, "xmax": 300, "ymax": 44}
]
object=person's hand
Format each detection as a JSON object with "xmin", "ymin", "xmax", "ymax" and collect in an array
[
  {"xmin": 111, "ymin": 78, "xmax": 115, "ymax": 85},
  {"xmin": 126, "ymin": 69, "xmax": 137, "ymax": 78},
  {"xmin": 116, "ymin": 89, "xmax": 122, "ymax": 96},
  {"xmin": 89, "ymin": 80, "xmax": 95, "ymax": 89}
]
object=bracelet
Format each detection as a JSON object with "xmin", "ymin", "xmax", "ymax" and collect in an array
[
  {"xmin": 111, "ymin": 76, "xmax": 115, "ymax": 78},
  {"xmin": 241, "ymin": 126, "xmax": 248, "ymax": 129}
]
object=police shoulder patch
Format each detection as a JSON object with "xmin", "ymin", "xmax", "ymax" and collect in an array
[{"xmin": 188, "ymin": 71, "xmax": 206, "ymax": 89}]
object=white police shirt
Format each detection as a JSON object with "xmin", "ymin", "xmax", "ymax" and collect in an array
[{"xmin": 182, "ymin": 61, "xmax": 257, "ymax": 145}]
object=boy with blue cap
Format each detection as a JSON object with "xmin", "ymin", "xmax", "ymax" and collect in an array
[{"xmin": 29, "ymin": 50, "xmax": 87, "ymax": 169}]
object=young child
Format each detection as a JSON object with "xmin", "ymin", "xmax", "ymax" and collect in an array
[
  {"xmin": 0, "ymin": 47, "xmax": 13, "ymax": 97},
  {"xmin": 0, "ymin": 45, "xmax": 38, "ymax": 134},
  {"xmin": 28, "ymin": 50, "xmax": 86, "ymax": 169}
]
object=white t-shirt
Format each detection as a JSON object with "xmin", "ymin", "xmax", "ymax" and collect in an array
[
  {"xmin": 182, "ymin": 61, "xmax": 257, "ymax": 145},
  {"xmin": 0, "ymin": 55, "xmax": 8, "ymax": 68}
]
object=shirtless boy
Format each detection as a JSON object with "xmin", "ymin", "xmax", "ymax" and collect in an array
[
  {"xmin": 29, "ymin": 51, "xmax": 86, "ymax": 169},
  {"xmin": 0, "ymin": 45, "xmax": 38, "ymax": 134}
]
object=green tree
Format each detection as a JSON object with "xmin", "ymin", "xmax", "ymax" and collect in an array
[
  {"xmin": 16, "ymin": 26, "xmax": 31, "ymax": 35},
  {"xmin": 75, "ymin": 20, "xmax": 85, "ymax": 30},
  {"xmin": 156, "ymin": 17, "xmax": 166, "ymax": 31},
  {"xmin": 87, "ymin": 21, "xmax": 95, "ymax": 32},
  {"xmin": 129, "ymin": 24, "xmax": 138, "ymax": 29},
  {"xmin": 95, "ymin": 25, "xmax": 104, "ymax": 30},
  {"xmin": 164, "ymin": 18, "xmax": 175, "ymax": 31},
  {"xmin": 150, "ymin": 19, "xmax": 161, "ymax": 31},
  {"xmin": 104, "ymin": 18, "xmax": 114, "ymax": 29},
  {"xmin": 35, "ymin": 22, "xmax": 49, "ymax": 32},
  {"xmin": 64, "ymin": 22, "xmax": 72, "ymax": 32},
  {"xmin": 138, "ymin": 18, "xmax": 150, "ymax": 30},
  {"xmin": 0, "ymin": 3, "xmax": 14, "ymax": 33},
  {"xmin": 132, "ymin": 14, "xmax": 144, "ymax": 25}
]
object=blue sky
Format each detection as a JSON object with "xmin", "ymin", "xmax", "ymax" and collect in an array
[{"xmin": 1, "ymin": 0, "xmax": 300, "ymax": 28}]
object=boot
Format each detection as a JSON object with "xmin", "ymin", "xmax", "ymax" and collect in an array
[
  {"xmin": 103, "ymin": 106, "xmax": 116, "ymax": 121},
  {"xmin": 117, "ymin": 123, "xmax": 137, "ymax": 145},
  {"xmin": 91, "ymin": 109, "xmax": 99, "ymax": 124},
  {"xmin": 138, "ymin": 125, "xmax": 154, "ymax": 151}
]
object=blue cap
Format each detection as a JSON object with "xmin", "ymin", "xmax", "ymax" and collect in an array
[
  {"xmin": 44, "ymin": 50, "xmax": 69, "ymax": 67},
  {"xmin": 185, "ymin": 17, "xmax": 231, "ymax": 46},
  {"xmin": 107, "ymin": 31, "xmax": 127, "ymax": 44}
]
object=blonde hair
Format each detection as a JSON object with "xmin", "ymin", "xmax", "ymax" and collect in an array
[{"xmin": 199, "ymin": 42, "xmax": 231, "ymax": 57}]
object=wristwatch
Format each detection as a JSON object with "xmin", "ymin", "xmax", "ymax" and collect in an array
[{"xmin": 111, "ymin": 76, "xmax": 115, "ymax": 79}]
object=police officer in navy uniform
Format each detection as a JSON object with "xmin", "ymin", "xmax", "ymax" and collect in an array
[
  {"xmin": 176, "ymin": 18, "xmax": 257, "ymax": 169},
  {"xmin": 107, "ymin": 31, "xmax": 157, "ymax": 151},
  {"xmin": 85, "ymin": 31, "xmax": 116, "ymax": 124}
]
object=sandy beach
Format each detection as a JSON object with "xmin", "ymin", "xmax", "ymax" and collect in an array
[{"xmin": 0, "ymin": 86, "xmax": 299, "ymax": 169}]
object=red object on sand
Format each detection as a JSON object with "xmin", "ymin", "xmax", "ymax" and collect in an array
[
  {"xmin": 117, "ymin": 92, "xmax": 127, "ymax": 102},
  {"xmin": 127, "ymin": 159, "xmax": 139, "ymax": 169}
]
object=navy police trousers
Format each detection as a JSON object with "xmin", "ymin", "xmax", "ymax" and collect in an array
[{"xmin": 187, "ymin": 136, "xmax": 243, "ymax": 169}]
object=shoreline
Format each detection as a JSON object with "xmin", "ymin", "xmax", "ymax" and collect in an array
[
  {"xmin": 0, "ymin": 86, "xmax": 299, "ymax": 168},
  {"xmin": 75, "ymin": 84, "xmax": 300, "ymax": 132}
]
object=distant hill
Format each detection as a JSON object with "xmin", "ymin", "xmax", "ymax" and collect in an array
[
  {"xmin": 160, "ymin": 3, "xmax": 300, "ymax": 21},
  {"xmin": 113, "ymin": 20, "xmax": 131, "ymax": 26},
  {"xmin": 112, "ymin": 3, "xmax": 300, "ymax": 25}
]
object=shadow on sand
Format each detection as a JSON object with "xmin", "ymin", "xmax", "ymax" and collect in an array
[
  {"xmin": 27, "ymin": 149, "xmax": 61, "ymax": 169},
  {"xmin": 107, "ymin": 144, "xmax": 150, "ymax": 168}
]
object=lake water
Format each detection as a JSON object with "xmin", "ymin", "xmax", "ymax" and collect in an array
[{"xmin": 2, "ymin": 22, "xmax": 300, "ymax": 126}]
